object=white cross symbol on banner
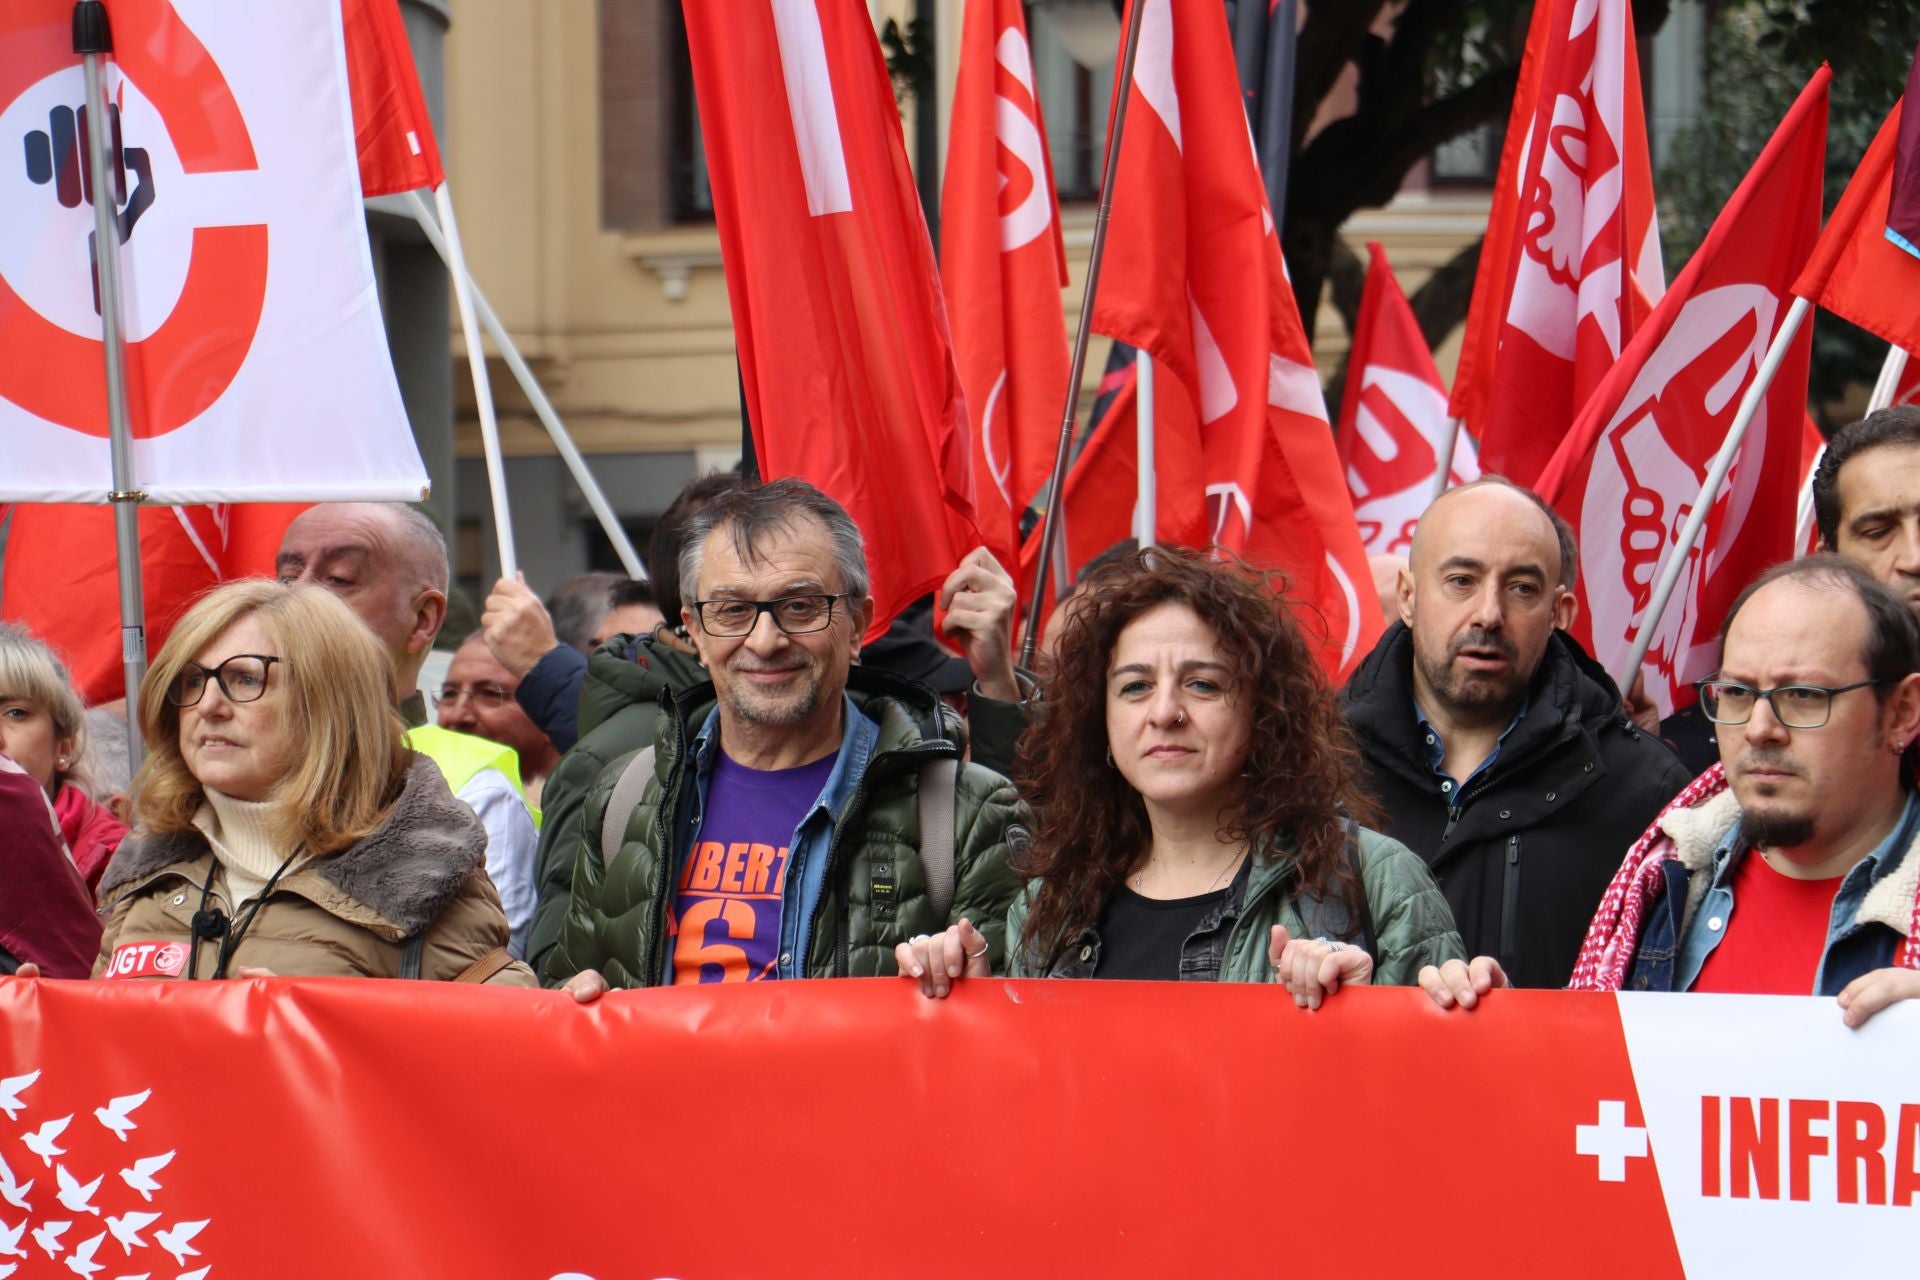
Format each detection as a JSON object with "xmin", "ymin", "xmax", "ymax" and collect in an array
[
  {"xmin": 1575, "ymin": 1099, "xmax": 1649, "ymax": 1182},
  {"xmin": 770, "ymin": 0, "xmax": 853, "ymax": 216}
]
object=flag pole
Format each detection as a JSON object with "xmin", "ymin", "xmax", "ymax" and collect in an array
[
  {"xmin": 432, "ymin": 181, "xmax": 518, "ymax": 580},
  {"xmin": 1867, "ymin": 342, "xmax": 1909, "ymax": 411},
  {"xmin": 1431, "ymin": 416, "xmax": 1465, "ymax": 502},
  {"xmin": 1019, "ymin": 0, "xmax": 1150, "ymax": 666},
  {"xmin": 401, "ymin": 191, "xmax": 647, "ymax": 579},
  {"xmin": 1610, "ymin": 295, "xmax": 1811, "ymax": 694},
  {"xmin": 74, "ymin": 0, "xmax": 145, "ymax": 765},
  {"xmin": 1136, "ymin": 352, "xmax": 1157, "ymax": 548}
]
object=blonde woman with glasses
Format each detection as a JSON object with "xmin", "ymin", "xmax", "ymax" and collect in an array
[{"xmin": 90, "ymin": 580, "xmax": 535, "ymax": 985}]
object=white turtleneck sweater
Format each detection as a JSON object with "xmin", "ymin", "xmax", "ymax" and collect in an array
[{"xmin": 191, "ymin": 790, "xmax": 300, "ymax": 907}]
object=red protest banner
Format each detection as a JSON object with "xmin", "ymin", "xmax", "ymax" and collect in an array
[{"xmin": 0, "ymin": 978, "xmax": 1911, "ymax": 1277}]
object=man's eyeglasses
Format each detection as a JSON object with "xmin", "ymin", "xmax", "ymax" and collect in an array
[
  {"xmin": 166, "ymin": 655, "xmax": 282, "ymax": 708},
  {"xmin": 690, "ymin": 593, "xmax": 854, "ymax": 637},
  {"xmin": 436, "ymin": 682, "xmax": 513, "ymax": 711},
  {"xmin": 1694, "ymin": 677, "xmax": 1883, "ymax": 729}
]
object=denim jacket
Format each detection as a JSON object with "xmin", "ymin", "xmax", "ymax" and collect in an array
[{"xmin": 1625, "ymin": 788, "xmax": 1920, "ymax": 996}]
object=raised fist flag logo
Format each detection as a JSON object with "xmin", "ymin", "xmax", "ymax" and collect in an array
[{"xmin": 0, "ymin": 0, "xmax": 427, "ymax": 504}]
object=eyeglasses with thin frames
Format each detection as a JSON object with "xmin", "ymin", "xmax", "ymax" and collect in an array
[
  {"xmin": 1693, "ymin": 677, "xmax": 1883, "ymax": 729},
  {"xmin": 436, "ymin": 682, "xmax": 513, "ymax": 711},
  {"xmin": 690, "ymin": 593, "xmax": 855, "ymax": 638},
  {"xmin": 166, "ymin": 655, "xmax": 283, "ymax": 708}
]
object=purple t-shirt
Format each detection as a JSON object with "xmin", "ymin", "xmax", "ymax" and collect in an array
[{"xmin": 670, "ymin": 749, "xmax": 838, "ymax": 984}]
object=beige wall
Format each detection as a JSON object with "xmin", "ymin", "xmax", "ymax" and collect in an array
[{"xmin": 440, "ymin": 0, "xmax": 1485, "ymax": 467}]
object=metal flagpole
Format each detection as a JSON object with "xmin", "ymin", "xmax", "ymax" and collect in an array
[
  {"xmin": 1867, "ymin": 343, "xmax": 1909, "ymax": 412},
  {"xmin": 1610, "ymin": 295, "xmax": 1811, "ymax": 694},
  {"xmin": 74, "ymin": 0, "xmax": 145, "ymax": 765},
  {"xmin": 401, "ymin": 190, "xmax": 647, "ymax": 578},
  {"xmin": 1136, "ymin": 352, "xmax": 1157, "ymax": 548},
  {"xmin": 1430, "ymin": 417, "xmax": 1465, "ymax": 503},
  {"xmin": 432, "ymin": 181, "xmax": 518, "ymax": 579},
  {"xmin": 1018, "ymin": 0, "xmax": 1151, "ymax": 667}
]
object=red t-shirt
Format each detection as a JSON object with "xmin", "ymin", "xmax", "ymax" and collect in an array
[{"xmin": 1690, "ymin": 851, "xmax": 1844, "ymax": 995}]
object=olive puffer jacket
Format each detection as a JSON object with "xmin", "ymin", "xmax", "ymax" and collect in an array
[
  {"xmin": 550, "ymin": 667, "xmax": 1027, "ymax": 987},
  {"xmin": 95, "ymin": 759, "xmax": 536, "ymax": 985},
  {"xmin": 525, "ymin": 632, "xmax": 711, "ymax": 977},
  {"xmin": 1005, "ymin": 825, "xmax": 1465, "ymax": 982}
]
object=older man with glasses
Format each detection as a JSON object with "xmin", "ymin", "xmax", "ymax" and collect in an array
[
  {"xmin": 551, "ymin": 478, "xmax": 1026, "ymax": 994},
  {"xmin": 1420, "ymin": 555, "xmax": 1920, "ymax": 1026}
]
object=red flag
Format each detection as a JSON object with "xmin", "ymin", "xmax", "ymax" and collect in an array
[
  {"xmin": 1791, "ymin": 103, "xmax": 1920, "ymax": 356},
  {"xmin": 1091, "ymin": 0, "xmax": 1381, "ymax": 678},
  {"xmin": 1336, "ymin": 243, "xmax": 1480, "ymax": 557},
  {"xmin": 341, "ymin": 0, "xmax": 446, "ymax": 197},
  {"xmin": 941, "ymin": 0, "xmax": 1071, "ymax": 563},
  {"xmin": 1535, "ymin": 68, "xmax": 1829, "ymax": 717},
  {"xmin": 684, "ymin": 0, "xmax": 985, "ymax": 638},
  {"xmin": 1, "ymin": 502, "xmax": 306, "ymax": 703},
  {"xmin": 1449, "ymin": 0, "xmax": 1664, "ymax": 485}
]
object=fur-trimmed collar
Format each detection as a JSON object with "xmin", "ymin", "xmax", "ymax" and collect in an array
[
  {"xmin": 100, "ymin": 758, "xmax": 487, "ymax": 940},
  {"xmin": 1658, "ymin": 787, "xmax": 1920, "ymax": 937}
]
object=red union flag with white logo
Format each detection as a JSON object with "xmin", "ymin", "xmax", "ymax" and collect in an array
[
  {"xmin": 940, "ymin": 0, "xmax": 1071, "ymax": 562},
  {"xmin": 1536, "ymin": 69, "xmax": 1828, "ymax": 717},
  {"xmin": 0, "ymin": 0, "xmax": 428, "ymax": 502},
  {"xmin": 1336, "ymin": 242, "xmax": 1480, "ymax": 557},
  {"xmin": 1450, "ymin": 0, "xmax": 1664, "ymax": 486},
  {"xmin": 685, "ymin": 0, "xmax": 986, "ymax": 637},
  {"xmin": 1093, "ymin": 0, "xmax": 1380, "ymax": 678}
]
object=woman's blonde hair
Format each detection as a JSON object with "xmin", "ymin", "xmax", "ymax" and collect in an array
[
  {"xmin": 133, "ymin": 580, "xmax": 410, "ymax": 853},
  {"xmin": 0, "ymin": 622, "xmax": 91, "ymax": 794}
]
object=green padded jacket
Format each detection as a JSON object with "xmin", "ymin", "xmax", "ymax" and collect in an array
[
  {"xmin": 525, "ymin": 632, "xmax": 710, "ymax": 979},
  {"xmin": 550, "ymin": 666, "xmax": 1027, "ymax": 987},
  {"xmin": 1005, "ymin": 825, "xmax": 1464, "ymax": 983}
]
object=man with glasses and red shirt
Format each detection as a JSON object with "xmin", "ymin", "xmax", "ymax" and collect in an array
[
  {"xmin": 1419, "ymin": 556, "xmax": 1920, "ymax": 1025},
  {"xmin": 552, "ymin": 479, "xmax": 1025, "ymax": 994}
]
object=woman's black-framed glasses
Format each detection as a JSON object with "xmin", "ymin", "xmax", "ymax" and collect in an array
[
  {"xmin": 1693, "ymin": 677, "xmax": 1882, "ymax": 729},
  {"xmin": 166, "ymin": 655, "xmax": 282, "ymax": 708},
  {"xmin": 690, "ymin": 593, "xmax": 854, "ymax": 637}
]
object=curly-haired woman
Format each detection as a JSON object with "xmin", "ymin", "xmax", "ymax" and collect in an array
[{"xmin": 898, "ymin": 547, "xmax": 1463, "ymax": 998}]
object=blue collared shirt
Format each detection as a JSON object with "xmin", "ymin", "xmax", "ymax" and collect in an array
[
  {"xmin": 1675, "ymin": 789, "xmax": 1920, "ymax": 993},
  {"xmin": 667, "ymin": 694, "xmax": 880, "ymax": 981},
  {"xmin": 1414, "ymin": 694, "xmax": 1531, "ymax": 809}
]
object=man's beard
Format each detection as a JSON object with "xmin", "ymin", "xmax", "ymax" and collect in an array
[
  {"xmin": 723, "ymin": 657, "xmax": 825, "ymax": 727},
  {"xmin": 1414, "ymin": 627, "xmax": 1525, "ymax": 718},
  {"xmin": 1734, "ymin": 749, "xmax": 1816, "ymax": 850}
]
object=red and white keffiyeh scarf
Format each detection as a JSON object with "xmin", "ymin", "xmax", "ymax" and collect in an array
[{"xmin": 1566, "ymin": 762, "xmax": 1920, "ymax": 991}]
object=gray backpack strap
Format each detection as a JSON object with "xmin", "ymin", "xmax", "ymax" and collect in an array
[
  {"xmin": 917, "ymin": 756, "xmax": 958, "ymax": 920},
  {"xmin": 600, "ymin": 745, "xmax": 658, "ymax": 871},
  {"xmin": 400, "ymin": 935, "xmax": 424, "ymax": 980}
]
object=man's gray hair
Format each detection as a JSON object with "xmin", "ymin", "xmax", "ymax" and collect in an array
[
  {"xmin": 677, "ymin": 478, "xmax": 869, "ymax": 606},
  {"xmin": 380, "ymin": 502, "xmax": 450, "ymax": 594}
]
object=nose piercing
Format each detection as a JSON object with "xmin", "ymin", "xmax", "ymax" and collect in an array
[{"xmin": 1174, "ymin": 709, "xmax": 1186, "ymax": 726}]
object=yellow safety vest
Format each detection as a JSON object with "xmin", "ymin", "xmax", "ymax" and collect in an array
[{"xmin": 406, "ymin": 724, "xmax": 543, "ymax": 829}]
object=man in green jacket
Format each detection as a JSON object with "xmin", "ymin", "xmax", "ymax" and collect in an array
[{"xmin": 554, "ymin": 480, "xmax": 1026, "ymax": 994}]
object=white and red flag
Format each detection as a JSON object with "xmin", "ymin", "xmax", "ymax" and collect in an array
[
  {"xmin": 1336, "ymin": 242, "xmax": 1480, "ymax": 557},
  {"xmin": 941, "ymin": 0, "xmax": 1071, "ymax": 564},
  {"xmin": 684, "ymin": 0, "xmax": 987, "ymax": 638},
  {"xmin": 1091, "ymin": 0, "xmax": 1380, "ymax": 678},
  {"xmin": 0, "ymin": 0, "xmax": 428, "ymax": 503},
  {"xmin": 1449, "ymin": 0, "xmax": 1664, "ymax": 486},
  {"xmin": 1535, "ymin": 68, "xmax": 1829, "ymax": 717}
]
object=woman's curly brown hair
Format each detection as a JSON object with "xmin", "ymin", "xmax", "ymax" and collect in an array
[{"xmin": 1013, "ymin": 547, "xmax": 1376, "ymax": 969}]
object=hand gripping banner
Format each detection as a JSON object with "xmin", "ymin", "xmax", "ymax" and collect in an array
[
  {"xmin": 0, "ymin": 0, "xmax": 428, "ymax": 502},
  {"xmin": 0, "ymin": 979, "xmax": 1912, "ymax": 1278}
]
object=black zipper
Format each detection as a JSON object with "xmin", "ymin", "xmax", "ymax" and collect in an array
[{"xmin": 1499, "ymin": 833, "xmax": 1522, "ymax": 974}]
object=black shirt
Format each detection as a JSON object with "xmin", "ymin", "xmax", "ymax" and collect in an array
[{"xmin": 1094, "ymin": 884, "xmax": 1228, "ymax": 981}]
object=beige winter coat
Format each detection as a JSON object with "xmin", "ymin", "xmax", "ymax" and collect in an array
[{"xmin": 94, "ymin": 759, "xmax": 536, "ymax": 985}]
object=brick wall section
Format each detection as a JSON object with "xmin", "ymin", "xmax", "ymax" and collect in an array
[{"xmin": 599, "ymin": 0, "xmax": 668, "ymax": 230}]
